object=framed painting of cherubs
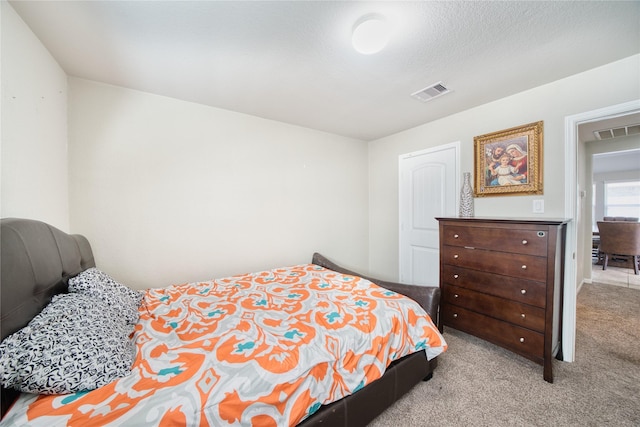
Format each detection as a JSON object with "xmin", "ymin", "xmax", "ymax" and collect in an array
[{"xmin": 473, "ymin": 121, "xmax": 543, "ymax": 197}]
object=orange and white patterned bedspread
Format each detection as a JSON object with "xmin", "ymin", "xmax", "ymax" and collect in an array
[{"xmin": 2, "ymin": 264, "xmax": 447, "ymax": 426}]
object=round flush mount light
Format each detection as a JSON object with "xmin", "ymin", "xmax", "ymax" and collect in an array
[{"xmin": 352, "ymin": 15, "xmax": 390, "ymax": 55}]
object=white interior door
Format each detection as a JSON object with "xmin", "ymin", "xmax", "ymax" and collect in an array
[{"xmin": 399, "ymin": 142, "xmax": 459, "ymax": 286}]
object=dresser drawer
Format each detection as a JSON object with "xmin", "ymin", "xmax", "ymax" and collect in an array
[
  {"xmin": 441, "ymin": 264, "xmax": 546, "ymax": 308},
  {"xmin": 441, "ymin": 245, "xmax": 547, "ymax": 282},
  {"xmin": 441, "ymin": 225, "xmax": 548, "ymax": 256},
  {"xmin": 443, "ymin": 284, "xmax": 545, "ymax": 332},
  {"xmin": 442, "ymin": 305, "xmax": 544, "ymax": 360}
]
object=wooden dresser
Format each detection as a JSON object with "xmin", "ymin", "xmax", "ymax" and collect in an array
[{"xmin": 436, "ymin": 217, "xmax": 569, "ymax": 382}]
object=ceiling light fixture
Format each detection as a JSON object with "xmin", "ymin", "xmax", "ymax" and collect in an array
[{"xmin": 352, "ymin": 14, "xmax": 390, "ymax": 55}]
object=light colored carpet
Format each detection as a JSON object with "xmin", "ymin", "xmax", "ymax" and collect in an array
[{"xmin": 369, "ymin": 282, "xmax": 640, "ymax": 426}]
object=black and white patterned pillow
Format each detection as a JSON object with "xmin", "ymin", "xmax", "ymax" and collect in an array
[
  {"xmin": 68, "ymin": 268, "xmax": 143, "ymax": 325},
  {"xmin": 0, "ymin": 293, "xmax": 135, "ymax": 395}
]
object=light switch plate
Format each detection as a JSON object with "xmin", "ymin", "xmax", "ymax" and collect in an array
[{"xmin": 533, "ymin": 199, "xmax": 544, "ymax": 213}]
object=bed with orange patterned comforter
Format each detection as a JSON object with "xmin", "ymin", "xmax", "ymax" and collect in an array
[{"xmin": 1, "ymin": 263, "xmax": 446, "ymax": 426}]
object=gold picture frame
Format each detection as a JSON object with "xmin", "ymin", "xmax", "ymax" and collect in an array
[{"xmin": 474, "ymin": 121, "xmax": 543, "ymax": 197}]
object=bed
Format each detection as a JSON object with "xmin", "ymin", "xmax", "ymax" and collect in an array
[{"xmin": 0, "ymin": 218, "xmax": 446, "ymax": 426}]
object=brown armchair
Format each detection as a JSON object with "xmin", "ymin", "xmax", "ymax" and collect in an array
[{"xmin": 596, "ymin": 221, "xmax": 640, "ymax": 275}]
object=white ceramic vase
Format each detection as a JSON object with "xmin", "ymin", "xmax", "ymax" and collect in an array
[{"xmin": 459, "ymin": 172, "xmax": 474, "ymax": 217}]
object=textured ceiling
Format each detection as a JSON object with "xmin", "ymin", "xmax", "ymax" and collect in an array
[
  {"xmin": 9, "ymin": 1, "xmax": 640, "ymax": 141},
  {"xmin": 593, "ymin": 149, "xmax": 640, "ymax": 174},
  {"xmin": 580, "ymin": 112, "xmax": 640, "ymax": 175}
]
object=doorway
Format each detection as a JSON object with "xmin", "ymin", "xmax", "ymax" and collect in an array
[
  {"xmin": 588, "ymin": 148, "xmax": 640, "ymax": 288},
  {"xmin": 564, "ymin": 99, "xmax": 640, "ymax": 362}
]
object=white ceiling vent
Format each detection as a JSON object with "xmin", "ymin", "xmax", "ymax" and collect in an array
[
  {"xmin": 593, "ymin": 124, "xmax": 640, "ymax": 140},
  {"xmin": 411, "ymin": 82, "xmax": 451, "ymax": 102}
]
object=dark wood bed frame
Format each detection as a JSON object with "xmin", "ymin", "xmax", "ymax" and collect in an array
[{"xmin": 0, "ymin": 218, "xmax": 441, "ymax": 426}]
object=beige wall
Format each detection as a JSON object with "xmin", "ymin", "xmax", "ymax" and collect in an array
[
  {"xmin": 368, "ymin": 55, "xmax": 640, "ymax": 282},
  {"xmin": 4, "ymin": 0, "xmax": 639, "ymax": 291},
  {"xmin": 68, "ymin": 79, "xmax": 369, "ymax": 289},
  {"xmin": 1, "ymin": 1, "xmax": 69, "ymax": 230}
]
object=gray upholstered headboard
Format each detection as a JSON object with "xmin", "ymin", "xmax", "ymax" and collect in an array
[{"xmin": 1, "ymin": 218, "xmax": 95, "ymax": 416}]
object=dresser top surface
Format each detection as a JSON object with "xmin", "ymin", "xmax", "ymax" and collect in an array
[{"xmin": 436, "ymin": 217, "xmax": 571, "ymax": 225}]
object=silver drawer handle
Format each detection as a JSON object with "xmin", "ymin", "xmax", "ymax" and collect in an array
[
  {"xmin": 453, "ymin": 274, "xmax": 459, "ymax": 279},
  {"xmin": 521, "ymin": 313, "xmax": 526, "ymax": 318},
  {"xmin": 453, "ymin": 313, "xmax": 458, "ymax": 318},
  {"xmin": 454, "ymin": 234, "xmax": 459, "ymax": 239},
  {"xmin": 519, "ymin": 337, "xmax": 525, "ymax": 343},
  {"xmin": 454, "ymin": 254, "xmax": 459, "ymax": 259},
  {"xmin": 521, "ymin": 289, "xmax": 527, "ymax": 295},
  {"xmin": 521, "ymin": 265, "xmax": 527, "ymax": 269},
  {"xmin": 522, "ymin": 239, "xmax": 528, "ymax": 245},
  {"xmin": 454, "ymin": 294, "xmax": 459, "ymax": 298}
]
